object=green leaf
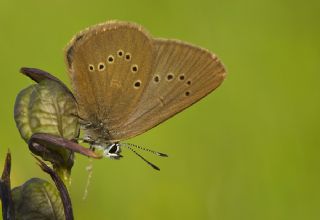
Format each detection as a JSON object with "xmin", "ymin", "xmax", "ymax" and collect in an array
[
  {"xmin": 14, "ymin": 69, "xmax": 80, "ymax": 183},
  {"xmin": 14, "ymin": 79, "xmax": 79, "ymax": 143},
  {"xmin": 12, "ymin": 178, "xmax": 65, "ymax": 220}
]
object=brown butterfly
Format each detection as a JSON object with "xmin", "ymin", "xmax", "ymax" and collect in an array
[{"xmin": 65, "ymin": 21, "xmax": 226, "ymax": 170}]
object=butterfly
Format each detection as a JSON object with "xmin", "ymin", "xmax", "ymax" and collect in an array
[{"xmin": 65, "ymin": 21, "xmax": 226, "ymax": 170}]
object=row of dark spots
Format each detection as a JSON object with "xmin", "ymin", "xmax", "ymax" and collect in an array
[
  {"xmin": 88, "ymin": 49, "xmax": 133, "ymax": 72},
  {"xmin": 90, "ymin": 63, "xmax": 138, "ymax": 73},
  {"xmin": 89, "ymin": 67, "xmax": 141, "ymax": 89},
  {"xmin": 153, "ymin": 73, "xmax": 191, "ymax": 96},
  {"xmin": 88, "ymin": 56, "xmax": 138, "ymax": 73},
  {"xmin": 153, "ymin": 73, "xmax": 191, "ymax": 84}
]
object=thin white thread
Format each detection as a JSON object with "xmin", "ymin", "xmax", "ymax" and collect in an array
[{"xmin": 82, "ymin": 158, "xmax": 93, "ymax": 200}]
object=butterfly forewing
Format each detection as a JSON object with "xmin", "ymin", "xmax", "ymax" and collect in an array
[
  {"xmin": 111, "ymin": 39, "xmax": 226, "ymax": 140},
  {"xmin": 65, "ymin": 21, "xmax": 155, "ymax": 140}
]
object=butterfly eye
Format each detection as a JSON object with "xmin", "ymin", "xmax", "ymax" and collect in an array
[
  {"xmin": 131, "ymin": 64, "xmax": 138, "ymax": 73},
  {"xmin": 88, "ymin": 64, "xmax": 95, "ymax": 72},
  {"xmin": 125, "ymin": 52, "xmax": 131, "ymax": 61},
  {"xmin": 185, "ymin": 91, "xmax": 191, "ymax": 96},
  {"xmin": 117, "ymin": 50, "xmax": 124, "ymax": 57},
  {"xmin": 133, "ymin": 80, "xmax": 141, "ymax": 89},
  {"xmin": 98, "ymin": 62, "xmax": 105, "ymax": 71},
  {"xmin": 107, "ymin": 55, "xmax": 114, "ymax": 64},
  {"xmin": 108, "ymin": 144, "xmax": 118, "ymax": 154}
]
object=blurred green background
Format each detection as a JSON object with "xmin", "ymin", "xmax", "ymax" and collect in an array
[{"xmin": 1, "ymin": 0, "xmax": 319, "ymax": 219}]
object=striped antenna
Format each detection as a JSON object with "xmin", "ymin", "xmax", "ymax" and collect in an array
[
  {"xmin": 124, "ymin": 145, "xmax": 161, "ymax": 171},
  {"xmin": 120, "ymin": 143, "xmax": 168, "ymax": 157}
]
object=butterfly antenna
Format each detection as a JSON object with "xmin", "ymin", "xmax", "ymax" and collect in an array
[
  {"xmin": 124, "ymin": 145, "xmax": 161, "ymax": 171},
  {"xmin": 120, "ymin": 143, "xmax": 168, "ymax": 157}
]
